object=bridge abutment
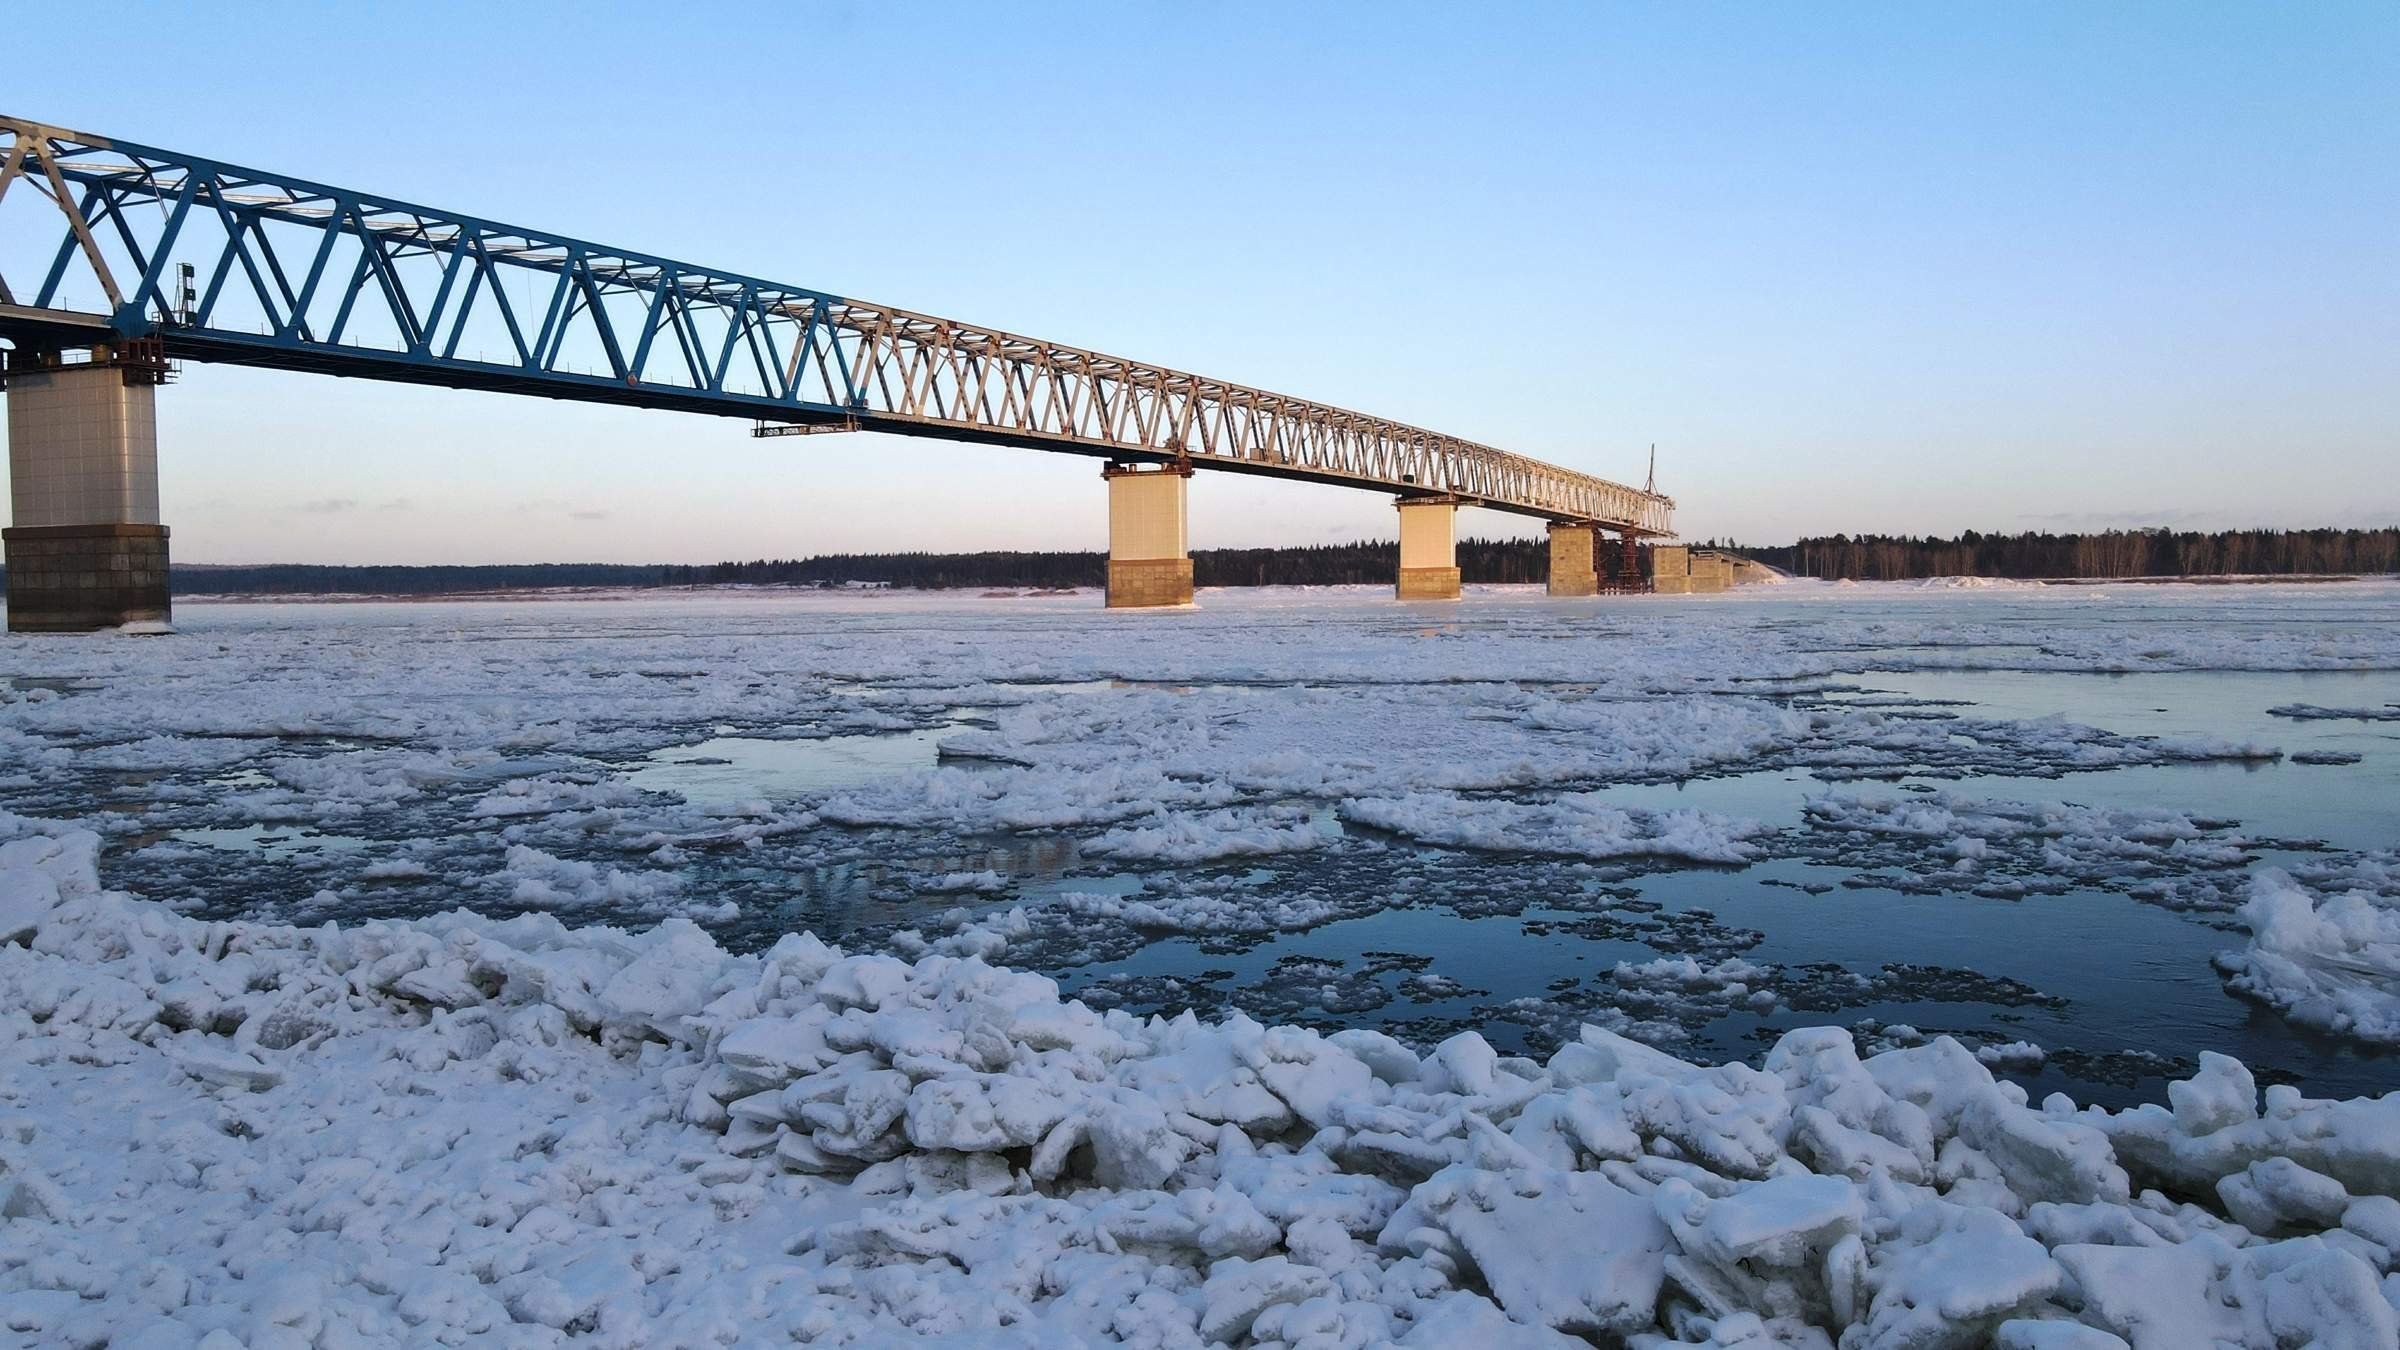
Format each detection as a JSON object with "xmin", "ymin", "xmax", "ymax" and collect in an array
[
  {"xmin": 1395, "ymin": 496, "xmax": 1461, "ymax": 601},
  {"xmin": 1104, "ymin": 462, "xmax": 1194, "ymax": 608},
  {"xmin": 1649, "ymin": 543, "xmax": 1730, "ymax": 594},
  {"xmin": 1546, "ymin": 522, "xmax": 1600, "ymax": 597},
  {"xmin": 3, "ymin": 349, "xmax": 171, "ymax": 633}
]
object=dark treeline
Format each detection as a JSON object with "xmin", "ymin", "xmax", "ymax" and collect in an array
[
  {"xmin": 1732, "ymin": 528, "xmax": 2400, "ymax": 582},
  {"xmin": 665, "ymin": 539, "xmax": 1558, "ymax": 589},
  {"xmin": 1196, "ymin": 540, "xmax": 1555, "ymax": 586},
  {"xmin": 673, "ymin": 551, "xmax": 1103, "ymax": 590},
  {"xmin": 160, "ymin": 564, "xmax": 676, "ymax": 595}
]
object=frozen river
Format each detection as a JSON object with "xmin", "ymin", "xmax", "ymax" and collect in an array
[
  {"xmin": 13, "ymin": 578, "xmax": 2397, "ymax": 1106},
  {"xmin": 11, "ymin": 577, "xmax": 2400, "ymax": 1345}
]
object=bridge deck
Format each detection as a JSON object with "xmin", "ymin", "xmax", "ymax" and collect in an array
[{"xmin": 0, "ymin": 115, "xmax": 1672, "ymax": 534}]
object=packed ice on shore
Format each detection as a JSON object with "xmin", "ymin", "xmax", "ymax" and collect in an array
[{"xmin": 4, "ymin": 818, "xmax": 2400, "ymax": 1347}]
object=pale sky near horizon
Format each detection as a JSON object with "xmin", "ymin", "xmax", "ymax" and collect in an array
[{"xmin": 8, "ymin": 2, "xmax": 2396, "ymax": 565}]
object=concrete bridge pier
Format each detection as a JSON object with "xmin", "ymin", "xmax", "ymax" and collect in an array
[
  {"xmin": 3, "ymin": 345, "xmax": 172, "ymax": 633},
  {"xmin": 1545, "ymin": 522, "xmax": 1599, "ymax": 597},
  {"xmin": 1104, "ymin": 461, "xmax": 1194, "ymax": 608},
  {"xmin": 1395, "ymin": 495, "xmax": 1461, "ymax": 600}
]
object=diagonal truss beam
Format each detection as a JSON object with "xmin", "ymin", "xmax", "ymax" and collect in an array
[{"xmin": 0, "ymin": 114, "xmax": 1673, "ymax": 535}]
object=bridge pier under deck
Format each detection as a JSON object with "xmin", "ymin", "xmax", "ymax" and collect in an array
[
  {"xmin": 1395, "ymin": 496, "xmax": 1461, "ymax": 601},
  {"xmin": 3, "ymin": 350, "xmax": 172, "ymax": 633},
  {"xmin": 1104, "ymin": 462, "xmax": 1194, "ymax": 608},
  {"xmin": 1545, "ymin": 522, "xmax": 1600, "ymax": 597}
]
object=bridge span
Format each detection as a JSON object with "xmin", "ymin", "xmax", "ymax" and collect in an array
[{"xmin": 0, "ymin": 114, "xmax": 1674, "ymax": 630}]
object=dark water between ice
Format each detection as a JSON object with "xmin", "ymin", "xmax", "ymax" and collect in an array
[
  {"xmin": 1007, "ymin": 668, "xmax": 2400, "ymax": 1107},
  {"xmin": 589, "ymin": 667, "xmax": 2400, "ymax": 1104}
]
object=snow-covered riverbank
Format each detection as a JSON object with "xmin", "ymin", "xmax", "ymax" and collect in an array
[{"xmin": 4, "ymin": 817, "xmax": 2398, "ymax": 1346}]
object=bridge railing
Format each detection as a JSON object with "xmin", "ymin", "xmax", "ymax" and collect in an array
[{"xmin": 0, "ymin": 115, "xmax": 1673, "ymax": 535}]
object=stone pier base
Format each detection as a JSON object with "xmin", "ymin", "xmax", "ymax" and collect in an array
[
  {"xmin": 1397, "ymin": 565, "xmax": 1462, "ymax": 601},
  {"xmin": 1546, "ymin": 522, "xmax": 1599, "ymax": 597},
  {"xmin": 3, "ymin": 524, "xmax": 171, "ymax": 632},
  {"xmin": 1106, "ymin": 557, "xmax": 1195, "ymax": 608}
]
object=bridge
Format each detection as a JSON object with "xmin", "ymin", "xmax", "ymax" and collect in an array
[{"xmin": 0, "ymin": 113, "xmax": 1675, "ymax": 630}]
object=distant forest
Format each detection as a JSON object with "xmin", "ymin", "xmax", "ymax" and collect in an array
[
  {"xmin": 663, "ymin": 540, "xmax": 1559, "ymax": 589},
  {"xmin": 671, "ymin": 528, "xmax": 2400, "ymax": 589},
  {"xmin": 154, "ymin": 563, "xmax": 679, "ymax": 595},
  {"xmin": 120, "ymin": 541, "xmax": 1554, "ymax": 595},
  {"xmin": 14, "ymin": 526, "xmax": 2386, "ymax": 598},
  {"xmin": 1735, "ymin": 528, "xmax": 2400, "ymax": 582}
]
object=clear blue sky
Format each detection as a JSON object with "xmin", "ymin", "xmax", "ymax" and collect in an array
[{"xmin": 10, "ymin": 2, "xmax": 2396, "ymax": 563}]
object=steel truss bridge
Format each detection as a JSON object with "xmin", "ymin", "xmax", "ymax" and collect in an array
[{"xmin": 0, "ymin": 115, "xmax": 1672, "ymax": 535}]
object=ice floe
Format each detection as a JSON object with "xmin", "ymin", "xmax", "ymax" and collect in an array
[
  {"xmin": 1796, "ymin": 791, "xmax": 2259, "ymax": 906},
  {"xmin": 2268, "ymin": 703, "xmax": 2400, "ymax": 723},
  {"xmin": 1341, "ymin": 793, "xmax": 1770, "ymax": 864},
  {"xmin": 2217, "ymin": 869, "xmax": 2400, "ymax": 1045}
]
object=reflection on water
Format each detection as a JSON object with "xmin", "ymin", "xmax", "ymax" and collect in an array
[
  {"xmin": 710, "ymin": 833, "xmax": 1126, "ymax": 950},
  {"xmin": 1034, "ymin": 665, "xmax": 2398, "ymax": 1104},
  {"xmin": 1849, "ymin": 669, "xmax": 2400, "ymax": 853},
  {"xmin": 173, "ymin": 824, "xmax": 375, "ymax": 858},
  {"xmin": 4, "ymin": 676, "xmax": 96, "ymax": 694}
]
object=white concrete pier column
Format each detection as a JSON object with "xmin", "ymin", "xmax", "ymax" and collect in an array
[
  {"xmin": 1104, "ymin": 461, "xmax": 1194, "ymax": 608},
  {"xmin": 4, "ymin": 350, "xmax": 171, "ymax": 633},
  {"xmin": 1394, "ymin": 495, "xmax": 1461, "ymax": 600},
  {"xmin": 1545, "ymin": 521, "xmax": 1599, "ymax": 597}
]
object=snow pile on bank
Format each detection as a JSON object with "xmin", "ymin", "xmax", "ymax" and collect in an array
[
  {"xmin": 2217, "ymin": 868, "xmax": 2400, "ymax": 1045},
  {"xmin": 4, "ymin": 824, "xmax": 2399, "ymax": 1346},
  {"xmin": 1907, "ymin": 576, "xmax": 2048, "ymax": 591}
]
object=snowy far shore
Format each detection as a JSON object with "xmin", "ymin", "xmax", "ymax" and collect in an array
[
  {"xmin": 164, "ymin": 581, "xmax": 1560, "ymax": 605},
  {"xmin": 159, "ymin": 571, "xmax": 2392, "ymax": 606},
  {"xmin": 3, "ymin": 581, "xmax": 2398, "ymax": 1345}
]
